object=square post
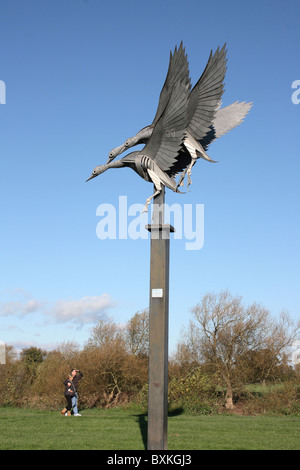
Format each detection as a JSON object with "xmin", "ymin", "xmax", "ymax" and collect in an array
[{"xmin": 146, "ymin": 187, "xmax": 174, "ymax": 450}]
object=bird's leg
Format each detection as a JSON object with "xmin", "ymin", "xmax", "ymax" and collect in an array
[
  {"xmin": 177, "ymin": 168, "xmax": 188, "ymax": 188},
  {"xmin": 177, "ymin": 159, "xmax": 196, "ymax": 190},
  {"xmin": 187, "ymin": 159, "xmax": 196, "ymax": 188},
  {"xmin": 142, "ymin": 189, "xmax": 162, "ymax": 213},
  {"xmin": 142, "ymin": 178, "xmax": 163, "ymax": 213}
]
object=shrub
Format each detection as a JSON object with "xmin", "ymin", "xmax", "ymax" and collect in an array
[
  {"xmin": 135, "ymin": 368, "xmax": 218, "ymax": 414},
  {"xmin": 168, "ymin": 368, "xmax": 218, "ymax": 414}
]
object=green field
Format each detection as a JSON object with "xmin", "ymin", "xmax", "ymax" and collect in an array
[{"xmin": 0, "ymin": 408, "xmax": 299, "ymax": 450}]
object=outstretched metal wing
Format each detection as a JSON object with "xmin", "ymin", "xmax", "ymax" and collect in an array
[
  {"xmin": 142, "ymin": 80, "xmax": 189, "ymax": 172},
  {"xmin": 151, "ymin": 42, "xmax": 191, "ymax": 127},
  {"xmin": 200, "ymin": 101, "xmax": 253, "ymax": 149},
  {"xmin": 107, "ymin": 43, "xmax": 191, "ymax": 163},
  {"xmin": 186, "ymin": 44, "xmax": 227, "ymax": 141}
]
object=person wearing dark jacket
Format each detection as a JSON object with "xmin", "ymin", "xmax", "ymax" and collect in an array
[
  {"xmin": 70, "ymin": 369, "xmax": 83, "ymax": 416},
  {"xmin": 61, "ymin": 375, "xmax": 76, "ymax": 416}
]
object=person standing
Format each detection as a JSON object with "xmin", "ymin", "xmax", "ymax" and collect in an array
[{"xmin": 70, "ymin": 369, "xmax": 83, "ymax": 417}]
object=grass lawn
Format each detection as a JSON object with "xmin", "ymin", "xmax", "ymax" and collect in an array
[{"xmin": 0, "ymin": 407, "xmax": 299, "ymax": 450}]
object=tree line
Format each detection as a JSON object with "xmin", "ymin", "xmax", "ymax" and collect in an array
[{"xmin": 0, "ymin": 291, "xmax": 299, "ymax": 414}]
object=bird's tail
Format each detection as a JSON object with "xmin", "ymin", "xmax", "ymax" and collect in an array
[{"xmin": 184, "ymin": 131, "xmax": 217, "ymax": 162}]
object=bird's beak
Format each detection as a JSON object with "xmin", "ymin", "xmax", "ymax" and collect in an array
[{"xmin": 86, "ymin": 174, "xmax": 96, "ymax": 182}]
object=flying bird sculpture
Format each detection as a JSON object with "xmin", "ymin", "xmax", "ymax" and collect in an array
[
  {"xmin": 87, "ymin": 43, "xmax": 251, "ymax": 206},
  {"xmin": 107, "ymin": 45, "xmax": 252, "ymax": 188}
]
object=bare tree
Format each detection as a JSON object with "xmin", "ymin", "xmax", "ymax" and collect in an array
[
  {"xmin": 258, "ymin": 311, "xmax": 300, "ymax": 384},
  {"xmin": 86, "ymin": 318, "xmax": 124, "ymax": 349},
  {"xmin": 173, "ymin": 320, "xmax": 202, "ymax": 372},
  {"xmin": 189, "ymin": 291, "xmax": 298, "ymax": 409},
  {"xmin": 125, "ymin": 309, "xmax": 149, "ymax": 356}
]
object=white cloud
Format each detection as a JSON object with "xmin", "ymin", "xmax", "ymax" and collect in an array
[
  {"xmin": 0, "ymin": 299, "xmax": 43, "ymax": 317},
  {"xmin": 0, "ymin": 289, "xmax": 44, "ymax": 317},
  {"xmin": 5, "ymin": 339, "xmax": 62, "ymax": 356},
  {"xmin": 0, "ymin": 291, "xmax": 114, "ymax": 327},
  {"xmin": 49, "ymin": 294, "xmax": 113, "ymax": 325}
]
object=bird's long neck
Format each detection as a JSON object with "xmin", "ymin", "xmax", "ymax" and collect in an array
[
  {"xmin": 98, "ymin": 151, "xmax": 137, "ymax": 176},
  {"xmin": 134, "ymin": 125, "xmax": 153, "ymax": 144},
  {"xmin": 104, "ymin": 160, "xmax": 125, "ymax": 171}
]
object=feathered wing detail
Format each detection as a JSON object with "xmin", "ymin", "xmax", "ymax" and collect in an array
[
  {"xmin": 142, "ymin": 80, "xmax": 189, "ymax": 173},
  {"xmin": 213, "ymin": 101, "xmax": 253, "ymax": 138},
  {"xmin": 186, "ymin": 44, "xmax": 227, "ymax": 141},
  {"xmin": 151, "ymin": 42, "xmax": 191, "ymax": 127},
  {"xmin": 200, "ymin": 101, "xmax": 253, "ymax": 149}
]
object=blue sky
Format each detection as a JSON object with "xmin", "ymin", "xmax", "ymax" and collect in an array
[{"xmin": 0, "ymin": 0, "xmax": 299, "ymax": 354}]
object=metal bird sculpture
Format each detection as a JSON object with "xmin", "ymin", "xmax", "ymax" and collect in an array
[
  {"xmin": 87, "ymin": 80, "xmax": 190, "ymax": 211},
  {"xmin": 108, "ymin": 44, "xmax": 252, "ymax": 189},
  {"xmin": 87, "ymin": 43, "xmax": 252, "ymax": 207},
  {"xmin": 105, "ymin": 44, "xmax": 227, "ymax": 189}
]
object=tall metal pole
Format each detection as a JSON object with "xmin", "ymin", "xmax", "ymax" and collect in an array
[{"xmin": 146, "ymin": 187, "xmax": 174, "ymax": 450}]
